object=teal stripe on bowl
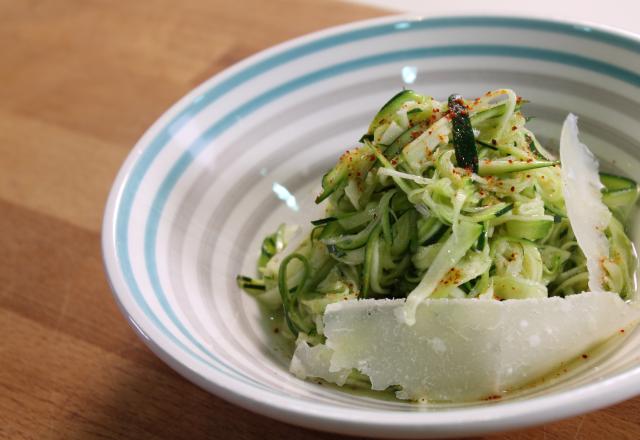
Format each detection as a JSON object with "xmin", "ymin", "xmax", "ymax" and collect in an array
[{"xmin": 114, "ymin": 18, "xmax": 640, "ymax": 389}]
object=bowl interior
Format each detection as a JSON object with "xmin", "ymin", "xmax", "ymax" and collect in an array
[{"xmin": 105, "ymin": 15, "xmax": 640, "ymax": 435}]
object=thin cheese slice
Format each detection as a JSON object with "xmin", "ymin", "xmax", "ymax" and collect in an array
[
  {"xmin": 290, "ymin": 293, "xmax": 640, "ymax": 401},
  {"xmin": 560, "ymin": 114, "xmax": 611, "ymax": 291},
  {"xmin": 290, "ymin": 340, "xmax": 351, "ymax": 386}
]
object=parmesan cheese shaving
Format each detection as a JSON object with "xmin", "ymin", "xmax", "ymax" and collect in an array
[
  {"xmin": 290, "ymin": 293, "xmax": 640, "ymax": 401},
  {"xmin": 560, "ymin": 114, "xmax": 612, "ymax": 291}
]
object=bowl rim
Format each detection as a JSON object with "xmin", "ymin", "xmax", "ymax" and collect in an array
[{"xmin": 102, "ymin": 13, "xmax": 640, "ymax": 437}]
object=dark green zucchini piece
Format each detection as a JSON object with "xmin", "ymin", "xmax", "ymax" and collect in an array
[{"xmin": 448, "ymin": 94, "xmax": 478, "ymax": 173}]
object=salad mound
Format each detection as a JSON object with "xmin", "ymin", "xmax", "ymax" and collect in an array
[{"xmin": 237, "ymin": 89, "xmax": 640, "ymax": 401}]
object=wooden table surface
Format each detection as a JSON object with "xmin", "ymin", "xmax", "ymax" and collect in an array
[{"xmin": 1, "ymin": 1, "xmax": 639, "ymax": 439}]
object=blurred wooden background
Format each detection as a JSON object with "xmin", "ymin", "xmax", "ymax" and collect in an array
[{"xmin": 1, "ymin": 1, "xmax": 638, "ymax": 438}]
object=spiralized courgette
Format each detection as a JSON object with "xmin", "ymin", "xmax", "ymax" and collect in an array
[{"xmin": 238, "ymin": 89, "xmax": 638, "ymax": 341}]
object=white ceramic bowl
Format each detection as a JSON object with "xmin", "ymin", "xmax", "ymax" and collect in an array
[{"xmin": 103, "ymin": 15, "xmax": 640, "ymax": 438}]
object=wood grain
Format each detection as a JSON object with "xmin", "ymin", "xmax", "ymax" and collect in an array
[{"xmin": 1, "ymin": 1, "xmax": 638, "ymax": 439}]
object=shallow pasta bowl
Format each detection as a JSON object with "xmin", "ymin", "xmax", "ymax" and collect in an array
[{"xmin": 102, "ymin": 14, "xmax": 640, "ymax": 438}]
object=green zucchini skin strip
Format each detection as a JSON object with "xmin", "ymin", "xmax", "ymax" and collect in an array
[
  {"xmin": 381, "ymin": 193, "xmax": 394, "ymax": 245},
  {"xmin": 448, "ymin": 94, "xmax": 478, "ymax": 173},
  {"xmin": 236, "ymin": 275, "xmax": 266, "ymax": 295},
  {"xmin": 316, "ymin": 165, "xmax": 347, "ymax": 203},
  {"xmin": 326, "ymin": 189, "xmax": 396, "ymax": 250},
  {"xmin": 478, "ymin": 159, "xmax": 557, "ymax": 176},
  {"xmin": 505, "ymin": 219, "xmax": 553, "ymax": 241},
  {"xmin": 278, "ymin": 253, "xmax": 312, "ymax": 335},
  {"xmin": 469, "ymin": 100, "xmax": 523, "ymax": 125},
  {"xmin": 315, "ymin": 146, "xmax": 375, "ymax": 203},
  {"xmin": 310, "ymin": 216, "xmax": 337, "ymax": 226},
  {"xmin": 598, "ymin": 172, "xmax": 639, "ymax": 220},
  {"xmin": 469, "ymin": 203, "xmax": 513, "ymax": 222},
  {"xmin": 391, "ymin": 210, "xmax": 415, "ymax": 257},
  {"xmin": 599, "ymin": 172, "xmax": 638, "ymax": 192},
  {"xmin": 525, "ymin": 134, "xmax": 548, "ymax": 160},
  {"xmin": 367, "ymin": 90, "xmax": 424, "ymax": 135},
  {"xmin": 362, "ymin": 224, "xmax": 382, "ymax": 298},
  {"xmin": 418, "ymin": 217, "xmax": 446, "ymax": 245},
  {"xmin": 319, "ymin": 219, "xmax": 344, "ymax": 240},
  {"xmin": 336, "ymin": 204, "xmax": 376, "ymax": 231}
]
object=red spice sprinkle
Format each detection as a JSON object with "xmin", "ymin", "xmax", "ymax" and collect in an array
[
  {"xmin": 526, "ymin": 158, "xmax": 533, "ymax": 163},
  {"xmin": 620, "ymin": 329, "xmax": 626, "ymax": 333},
  {"xmin": 356, "ymin": 172, "xmax": 361, "ymax": 177},
  {"xmin": 508, "ymin": 159, "xmax": 513, "ymax": 164},
  {"xmin": 391, "ymin": 159, "xmax": 398, "ymax": 166},
  {"xmin": 491, "ymin": 139, "xmax": 497, "ymax": 146},
  {"xmin": 510, "ymin": 186, "xmax": 515, "ymax": 192},
  {"xmin": 369, "ymin": 155, "xmax": 375, "ymax": 161},
  {"xmin": 485, "ymin": 395, "xmax": 502, "ymax": 401},
  {"xmin": 582, "ymin": 354, "xmax": 589, "ymax": 359},
  {"xmin": 511, "ymin": 126, "xmax": 517, "ymax": 131},
  {"xmin": 526, "ymin": 174, "xmax": 531, "ymax": 178}
]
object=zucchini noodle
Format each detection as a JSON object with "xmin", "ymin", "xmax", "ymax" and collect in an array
[{"xmin": 238, "ymin": 88, "xmax": 638, "ymax": 340}]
